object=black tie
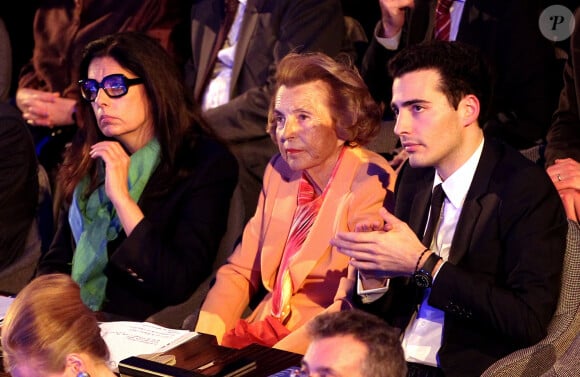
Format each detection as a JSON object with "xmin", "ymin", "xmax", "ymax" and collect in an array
[{"xmin": 422, "ymin": 184, "xmax": 445, "ymax": 247}]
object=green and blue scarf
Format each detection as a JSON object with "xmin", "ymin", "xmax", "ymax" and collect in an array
[{"xmin": 69, "ymin": 139, "xmax": 161, "ymax": 310}]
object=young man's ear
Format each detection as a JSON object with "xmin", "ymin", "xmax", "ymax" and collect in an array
[{"xmin": 459, "ymin": 94, "xmax": 480, "ymax": 126}]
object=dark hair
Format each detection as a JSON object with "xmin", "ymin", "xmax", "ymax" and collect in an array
[
  {"xmin": 267, "ymin": 52, "xmax": 382, "ymax": 146},
  {"xmin": 388, "ymin": 40, "xmax": 493, "ymax": 125},
  {"xmin": 307, "ymin": 310, "xmax": 407, "ymax": 377},
  {"xmin": 59, "ymin": 31, "xmax": 210, "ymax": 201}
]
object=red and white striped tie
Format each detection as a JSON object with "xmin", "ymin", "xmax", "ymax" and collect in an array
[{"xmin": 434, "ymin": 0, "xmax": 454, "ymax": 41}]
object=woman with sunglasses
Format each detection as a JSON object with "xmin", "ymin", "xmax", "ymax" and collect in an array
[{"xmin": 35, "ymin": 32, "xmax": 238, "ymax": 321}]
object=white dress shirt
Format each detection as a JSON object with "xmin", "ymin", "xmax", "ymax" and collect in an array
[
  {"xmin": 402, "ymin": 139, "xmax": 484, "ymax": 366},
  {"xmin": 202, "ymin": 0, "xmax": 247, "ymax": 111}
]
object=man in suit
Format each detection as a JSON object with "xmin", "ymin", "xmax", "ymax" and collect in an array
[
  {"xmin": 331, "ymin": 41, "xmax": 568, "ymax": 377},
  {"xmin": 362, "ymin": 0, "xmax": 561, "ymax": 153},
  {"xmin": 185, "ymin": 0, "xmax": 345, "ymax": 228}
]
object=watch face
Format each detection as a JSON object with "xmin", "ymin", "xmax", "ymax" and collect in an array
[{"xmin": 414, "ymin": 272, "xmax": 431, "ymax": 288}]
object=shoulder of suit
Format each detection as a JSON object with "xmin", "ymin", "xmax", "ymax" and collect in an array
[{"xmin": 346, "ymin": 146, "xmax": 391, "ymax": 166}]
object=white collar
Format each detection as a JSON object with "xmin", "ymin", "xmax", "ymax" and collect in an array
[{"xmin": 434, "ymin": 139, "xmax": 484, "ymax": 210}]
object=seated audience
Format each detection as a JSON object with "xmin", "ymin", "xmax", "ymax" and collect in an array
[
  {"xmin": 545, "ymin": 7, "xmax": 580, "ymax": 222},
  {"xmin": 331, "ymin": 41, "xmax": 568, "ymax": 376},
  {"xmin": 0, "ymin": 102, "xmax": 38, "ymax": 274},
  {"xmin": 2, "ymin": 273, "xmax": 116, "ymax": 376},
  {"xmin": 36, "ymin": 32, "xmax": 238, "ymax": 320},
  {"xmin": 194, "ymin": 52, "xmax": 397, "ymax": 354},
  {"xmin": 292, "ymin": 309, "xmax": 406, "ymax": 377}
]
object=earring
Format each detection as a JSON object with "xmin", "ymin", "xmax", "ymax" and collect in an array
[{"xmin": 77, "ymin": 372, "xmax": 90, "ymax": 377}]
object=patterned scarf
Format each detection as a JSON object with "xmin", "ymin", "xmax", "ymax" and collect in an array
[
  {"xmin": 69, "ymin": 138, "xmax": 160, "ymax": 310},
  {"xmin": 270, "ymin": 147, "xmax": 346, "ymax": 321}
]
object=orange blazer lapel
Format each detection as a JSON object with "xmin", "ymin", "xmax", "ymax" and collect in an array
[
  {"xmin": 286, "ymin": 148, "xmax": 361, "ymax": 293},
  {"xmin": 259, "ymin": 162, "xmax": 300, "ymax": 291}
]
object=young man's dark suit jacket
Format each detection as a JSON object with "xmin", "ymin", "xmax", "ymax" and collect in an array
[
  {"xmin": 362, "ymin": 0, "xmax": 561, "ymax": 150},
  {"xmin": 357, "ymin": 138, "xmax": 568, "ymax": 377},
  {"xmin": 185, "ymin": 0, "xmax": 344, "ymax": 224}
]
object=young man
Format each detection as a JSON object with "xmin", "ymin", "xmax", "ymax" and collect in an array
[
  {"xmin": 331, "ymin": 41, "xmax": 568, "ymax": 377},
  {"xmin": 295, "ymin": 309, "xmax": 406, "ymax": 377}
]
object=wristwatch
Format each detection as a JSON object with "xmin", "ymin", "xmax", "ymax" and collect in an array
[{"xmin": 413, "ymin": 253, "xmax": 442, "ymax": 288}]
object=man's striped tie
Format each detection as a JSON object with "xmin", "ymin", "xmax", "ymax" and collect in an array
[{"xmin": 434, "ymin": 0, "xmax": 454, "ymax": 41}]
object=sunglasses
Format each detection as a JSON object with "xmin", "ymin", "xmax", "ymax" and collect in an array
[{"xmin": 78, "ymin": 74, "xmax": 144, "ymax": 102}]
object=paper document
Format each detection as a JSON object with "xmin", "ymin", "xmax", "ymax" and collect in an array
[
  {"xmin": 0, "ymin": 295, "xmax": 14, "ymax": 324},
  {"xmin": 99, "ymin": 321, "xmax": 198, "ymax": 369}
]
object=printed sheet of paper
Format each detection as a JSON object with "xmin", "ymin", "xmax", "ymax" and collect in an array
[
  {"xmin": 100, "ymin": 321, "xmax": 198, "ymax": 368},
  {"xmin": 0, "ymin": 295, "xmax": 14, "ymax": 324}
]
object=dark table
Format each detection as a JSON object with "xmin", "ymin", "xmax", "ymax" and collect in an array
[
  {"xmin": 0, "ymin": 332, "xmax": 301, "ymax": 377},
  {"xmin": 119, "ymin": 332, "xmax": 301, "ymax": 376}
]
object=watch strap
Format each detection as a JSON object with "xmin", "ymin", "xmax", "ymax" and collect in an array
[{"xmin": 420, "ymin": 252, "xmax": 442, "ymax": 276}]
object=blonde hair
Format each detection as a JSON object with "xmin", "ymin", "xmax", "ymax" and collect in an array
[{"xmin": 1, "ymin": 274, "xmax": 110, "ymax": 373}]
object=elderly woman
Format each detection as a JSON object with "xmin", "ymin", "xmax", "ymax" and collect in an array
[
  {"xmin": 2, "ymin": 274, "xmax": 117, "ymax": 376},
  {"xmin": 36, "ymin": 32, "xmax": 238, "ymax": 320},
  {"xmin": 195, "ymin": 52, "xmax": 397, "ymax": 354}
]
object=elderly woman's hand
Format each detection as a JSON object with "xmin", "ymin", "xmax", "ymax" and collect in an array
[
  {"xmin": 354, "ymin": 218, "xmax": 385, "ymax": 232},
  {"xmin": 331, "ymin": 207, "xmax": 426, "ymax": 277}
]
